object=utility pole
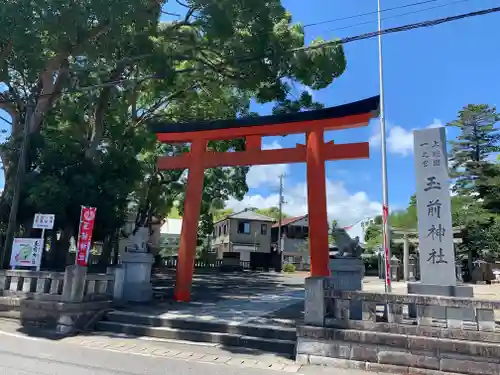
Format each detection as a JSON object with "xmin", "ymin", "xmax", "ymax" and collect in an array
[
  {"xmin": 277, "ymin": 174, "xmax": 286, "ymax": 253},
  {"xmin": 1, "ymin": 105, "xmax": 32, "ymax": 267}
]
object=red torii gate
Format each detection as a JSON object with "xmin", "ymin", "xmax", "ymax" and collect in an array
[{"xmin": 152, "ymin": 95, "xmax": 380, "ymax": 302}]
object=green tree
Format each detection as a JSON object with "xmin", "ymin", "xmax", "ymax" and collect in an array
[
  {"xmin": 255, "ymin": 207, "xmax": 289, "ymax": 221},
  {"xmin": 1, "ymin": 0, "xmax": 348, "ymax": 266},
  {"xmin": 476, "ymin": 162, "xmax": 500, "ymax": 213},
  {"xmin": 447, "ymin": 104, "xmax": 500, "ymax": 197},
  {"xmin": 212, "ymin": 208, "xmax": 234, "ymax": 222}
]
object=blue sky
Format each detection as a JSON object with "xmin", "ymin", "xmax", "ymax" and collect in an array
[
  {"xmin": 227, "ymin": 0, "xmax": 500, "ymax": 225},
  {"xmin": 1, "ymin": 0, "xmax": 499, "ymax": 226}
]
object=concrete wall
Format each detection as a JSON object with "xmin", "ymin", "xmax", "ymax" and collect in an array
[
  {"xmin": 298, "ymin": 276, "xmax": 500, "ymax": 375},
  {"xmin": 297, "ymin": 325, "xmax": 500, "ymax": 375}
]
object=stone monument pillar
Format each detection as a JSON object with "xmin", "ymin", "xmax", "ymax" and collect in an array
[
  {"xmin": 329, "ymin": 231, "xmax": 364, "ymax": 320},
  {"xmin": 119, "ymin": 226, "xmax": 154, "ymax": 302},
  {"xmin": 408, "ymin": 127, "xmax": 473, "ymax": 319}
]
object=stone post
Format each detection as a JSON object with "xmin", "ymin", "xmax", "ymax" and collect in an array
[
  {"xmin": 328, "ymin": 257, "xmax": 364, "ymax": 320},
  {"xmin": 304, "ymin": 277, "xmax": 326, "ymax": 326},
  {"xmin": 408, "ymin": 254, "xmax": 417, "ymax": 282},
  {"xmin": 403, "ymin": 234, "xmax": 410, "ymax": 281},
  {"xmin": 57, "ymin": 265, "xmax": 87, "ymax": 335},
  {"xmin": 108, "ymin": 266, "xmax": 125, "ymax": 300},
  {"xmin": 61, "ymin": 265, "xmax": 87, "ymax": 303}
]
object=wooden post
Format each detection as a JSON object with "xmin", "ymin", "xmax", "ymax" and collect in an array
[
  {"xmin": 174, "ymin": 138, "xmax": 207, "ymax": 302},
  {"xmin": 306, "ymin": 130, "xmax": 330, "ymax": 277}
]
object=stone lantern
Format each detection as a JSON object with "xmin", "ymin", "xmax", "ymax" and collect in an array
[
  {"xmin": 390, "ymin": 255, "xmax": 401, "ymax": 282},
  {"xmin": 408, "ymin": 254, "xmax": 418, "ymax": 282}
]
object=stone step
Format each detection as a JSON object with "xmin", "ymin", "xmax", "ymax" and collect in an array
[
  {"xmin": 103, "ymin": 311, "xmax": 297, "ymax": 341},
  {"xmin": 95, "ymin": 321, "xmax": 296, "ymax": 356}
]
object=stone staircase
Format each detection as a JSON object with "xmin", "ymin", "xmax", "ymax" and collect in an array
[{"xmin": 95, "ymin": 310, "xmax": 297, "ymax": 357}]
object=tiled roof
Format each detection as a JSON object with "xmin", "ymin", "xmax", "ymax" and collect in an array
[
  {"xmin": 272, "ymin": 214, "xmax": 308, "ymax": 228},
  {"xmin": 228, "ymin": 210, "xmax": 276, "ymax": 222}
]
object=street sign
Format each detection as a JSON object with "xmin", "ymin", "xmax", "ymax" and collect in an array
[{"xmin": 33, "ymin": 213, "xmax": 55, "ymax": 230}]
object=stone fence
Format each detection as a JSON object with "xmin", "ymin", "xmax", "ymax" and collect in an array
[
  {"xmin": 0, "ymin": 266, "xmax": 116, "ymax": 335},
  {"xmin": 297, "ymin": 276, "xmax": 500, "ymax": 375},
  {"xmin": 0, "ymin": 269, "xmax": 114, "ymax": 301}
]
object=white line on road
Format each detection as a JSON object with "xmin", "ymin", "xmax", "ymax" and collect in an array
[{"xmin": 0, "ymin": 330, "xmax": 44, "ymax": 341}]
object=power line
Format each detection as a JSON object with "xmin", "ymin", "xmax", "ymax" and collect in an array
[
  {"xmin": 0, "ymin": 114, "xmax": 12, "ymax": 125},
  {"xmin": 0, "ymin": 5, "xmax": 499, "ymax": 105},
  {"xmin": 304, "ymin": 0, "xmax": 441, "ymax": 27},
  {"xmin": 328, "ymin": 0, "xmax": 473, "ymax": 33}
]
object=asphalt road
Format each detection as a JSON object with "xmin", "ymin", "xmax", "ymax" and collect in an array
[{"xmin": 0, "ymin": 332, "xmax": 299, "ymax": 375}]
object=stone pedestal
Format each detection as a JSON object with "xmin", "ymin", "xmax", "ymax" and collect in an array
[
  {"xmin": 328, "ymin": 257, "xmax": 364, "ymax": 320},
  {"xmin": 120, "ymin": 252, "xmax": 153, "ymax": 302},
  {"xmin": 407, "ymin": 282, "xmax": 474, "ymax": 321},
  {"xmin": 304, "ymin": 277, "xmax": 327, "ymax": 326}
]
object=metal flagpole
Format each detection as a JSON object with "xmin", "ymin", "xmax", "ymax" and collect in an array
[{"xmin": 377, "ymin": 0, "xmax": 392, "ymax": 293}]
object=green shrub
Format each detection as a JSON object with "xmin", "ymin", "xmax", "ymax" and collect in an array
[{"xmin": 283, "ymin": 263, "xmax": 296, "ymax": 273}]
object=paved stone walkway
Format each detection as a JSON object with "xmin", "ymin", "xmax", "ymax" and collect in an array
[
  {"xmin": 0, "ymin": 319, "xmax": 395, "ymax": 374},
  {"xmin": 0, "ymin": 319, "xmax": 301, "ymax": 372},
  {"xmin": 120, "ymin": 271, "xmax": 306, "ymax": 325}
]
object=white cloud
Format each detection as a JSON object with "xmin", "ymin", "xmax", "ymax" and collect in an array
[
  {"xmin": 227, "ymin": 179, "xmax": 381, "ymax": 227},
  {"xmin": 236, "ymin": 139, "xmax": 382, "ymax": 226},
  {"xmin": 293, "ymin": 82, "xmax": 315, "ymax": 100},
  {"xmin": 245, "ymin": 141, "xmax": 290, "ymax": 189},
  {"xmin": 281, "ymin": 78, "xmax": 315, "ymax": 101},
  {"xmin": 370, "ymin": 119, "xmax": 444, "ymax": 157}
]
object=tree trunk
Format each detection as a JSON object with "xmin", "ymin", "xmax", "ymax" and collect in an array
[
  {"xmin": 98, "ymin": 235, "xmax": 113, "ymax": 266},
  {"xmin": 468, "ymin": 248, "xmax": 474, "ymax": 279},
  {"xmin": 49, "ymin": 225, "xmax": 74, "ymax": 271}
]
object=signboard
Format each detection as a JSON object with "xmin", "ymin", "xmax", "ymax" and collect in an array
[
  {"xmin": 33, "ymin": 213, "xmax": 55, "ymax": 230},
  {"xmin": 414, "ymin": 127, "xmax": 456, "ymax": 286},
  {"xmin": 76, "ymin": 206, "xmax": 97, "ymax": 266},
  {"xmin": 10, "ymin": 238, "xmax": 42, "ymax": 268}
]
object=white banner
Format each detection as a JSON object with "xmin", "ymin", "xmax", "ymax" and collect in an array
[
  {"xmin": 10, "ymin": 238, "xmax": 43, "ymax": 268},
  {"xmin": 413, "ymin": 127, "xmax": 456, "ymax": 286}
]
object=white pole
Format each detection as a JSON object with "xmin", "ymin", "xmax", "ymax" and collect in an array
[{"xmin": 377, "ymin": 0, "xmax": 392, "ymax": 293}]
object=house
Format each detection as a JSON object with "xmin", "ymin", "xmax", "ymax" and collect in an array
[
  {"xmin": 211, "ymin": 209, "xmax": 275, "ymax": 261},
  {"xmin": 159, "ymin": 218, "xmax": 183, "ymax": 256},
  {"xmin": 271, "ymin": 215, "xmax": 310, "ymax": 266}
]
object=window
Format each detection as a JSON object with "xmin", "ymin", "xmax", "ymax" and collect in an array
[
  {"xmin": 218, "ymin": 225, "xmax": 222, "ymax": 236},
  {"xmin": 237, "ymin": 221, "xmax": 251, "ymax": 234},
  {"xmin": 223, "ymin": 224, "xmax": 227, "ymax": 234},
  {"xmin": 261, "ymin": 224, "xmax": 267, "ymax": 235}
]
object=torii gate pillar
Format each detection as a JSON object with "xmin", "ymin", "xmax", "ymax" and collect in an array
[{"xmin": 306, "ymin": 129, "xmax": 330, "ymax": 276}]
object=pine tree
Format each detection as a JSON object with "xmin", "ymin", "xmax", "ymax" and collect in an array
[
  {"xmin": 476, "ymin": 161, "xmax": 500, "ymax": 213},
  {"xmin": 447, "ymin": 104, "xmax": 500, "ymax": 197}
]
